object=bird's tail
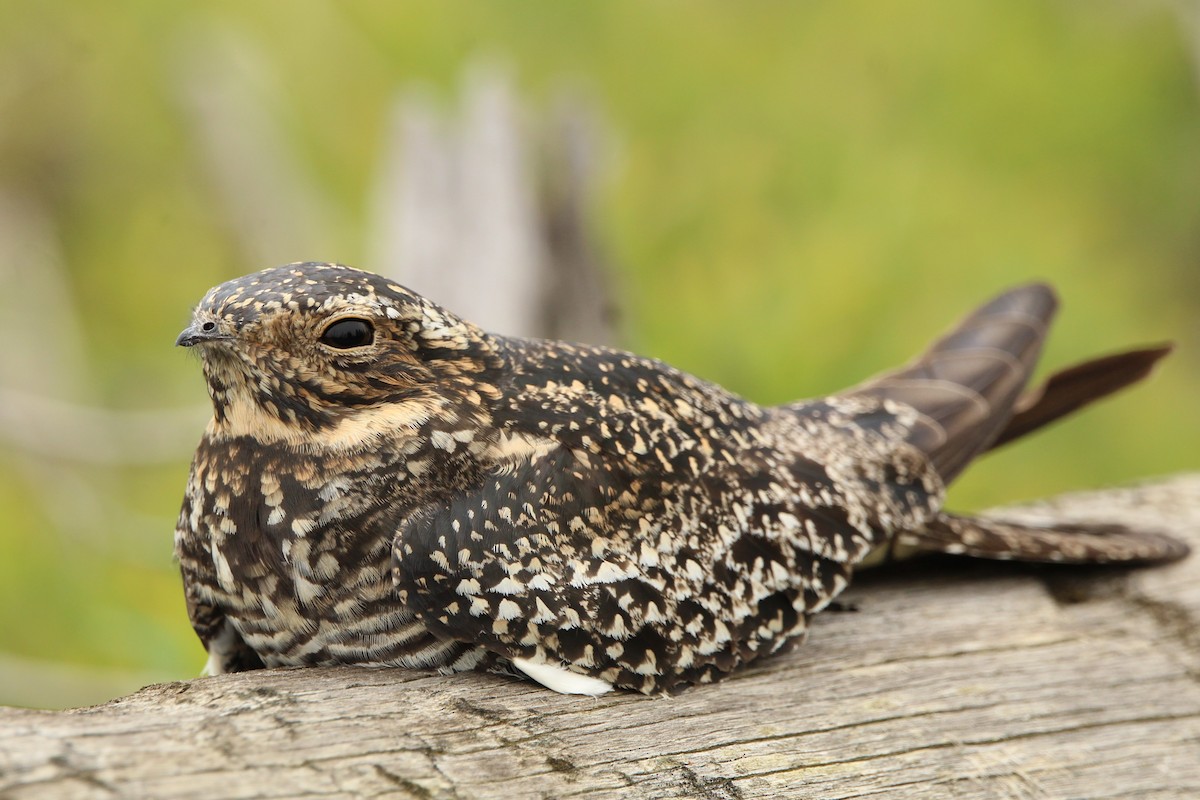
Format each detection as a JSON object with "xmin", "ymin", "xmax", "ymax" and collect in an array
[
  {"xmin": 859, "ymin": 511, "xmax": 1189, "ymax": 568},
  {"xmin": 845, "ymin": 284, "xmax": 1184, "ymax": 567},
  {"xmin": 845, "ymin": 283, "xmax": 1171, "ymax": 483},
  {"xmin": 898, "ymin": 513, "xmax": 1190, "ymax": 564}
]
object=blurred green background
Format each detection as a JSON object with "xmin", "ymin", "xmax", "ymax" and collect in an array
[{"xmin": 1, "ymin": 0, "xmax": 1197, "ymax": 709}]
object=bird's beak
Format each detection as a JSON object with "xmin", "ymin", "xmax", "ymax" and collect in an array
[{"xmin": 176, "ymin": 320, "xmax": 234, "ymax": 348}]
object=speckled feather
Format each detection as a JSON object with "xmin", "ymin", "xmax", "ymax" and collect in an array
[{"xmin": 175, "ymin": 263, "xmax": 1185, "ymax": 694}]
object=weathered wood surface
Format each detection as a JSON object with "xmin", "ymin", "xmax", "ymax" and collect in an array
[{"xmin": 2, "ymin": 475, "xmax": 1197, "ymax": 800}]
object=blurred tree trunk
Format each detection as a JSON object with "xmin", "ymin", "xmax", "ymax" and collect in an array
[
  {"xmin": 181, "ymin": 42, "xmax": 618, "ymax": 345},
  {"xmin": 366, "ymin": 60, "xmax": 617, "ymax": 345}
]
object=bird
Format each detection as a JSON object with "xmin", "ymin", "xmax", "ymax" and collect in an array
[{"xmin": 175, "ymin": 262, "xmax": 1187, "ymax": 695}]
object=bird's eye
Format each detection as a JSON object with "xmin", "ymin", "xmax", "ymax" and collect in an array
[{"xmin": 320, "ymin": 318, "xmax": 375, "ymax": 349}]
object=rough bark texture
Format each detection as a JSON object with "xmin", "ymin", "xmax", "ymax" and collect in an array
[{"xmin": 2, "ymin": 475, "xmax": 1198, "ymax": 800}]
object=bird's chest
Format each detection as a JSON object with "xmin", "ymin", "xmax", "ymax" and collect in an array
[
  {"xmin": 233, "ymin": 492, "xmax": 399, "ymax": 652},
  {"xmin": 183, "ymin": 443, "xmax": 420, "ymax": 663}
]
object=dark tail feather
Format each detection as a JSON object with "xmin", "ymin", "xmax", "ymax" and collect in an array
[
  {"xmin": 843, "ymin": 289, "xmax": 1182, "ymax": 566},
  {"xmin": 848, "ymin": 284, "xmax": 1057, "ymax": 482},
  {"xmin": 899, "ymin": 513, "xmax": 1190, "ymax": 565},
  {"xmin": 987, "ymin": 344, "xmax": 1173, "ymax": 451},
  {"xmin": 847, "ymin": 285, "xmax": 1172, "ymax": 484}
]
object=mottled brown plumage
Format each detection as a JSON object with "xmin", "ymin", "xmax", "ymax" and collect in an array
[{"xmin": 175, "ymin": 263, "xmax": 1186, "ymax": 694}]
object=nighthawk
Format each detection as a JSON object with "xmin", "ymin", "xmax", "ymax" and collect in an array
[{"xmin": 175, "ymin": 263, "xmax": 1187, "ymax": 695}]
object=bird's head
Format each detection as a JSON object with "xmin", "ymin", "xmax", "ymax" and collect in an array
[{"xmin": 177, "ymin": 262, "xmax": 502, "ymax": 449}]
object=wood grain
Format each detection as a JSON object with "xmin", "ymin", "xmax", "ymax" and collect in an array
[{"xmin": 2, "ymin": 475, "xmax": 1197, "ymax": 800}]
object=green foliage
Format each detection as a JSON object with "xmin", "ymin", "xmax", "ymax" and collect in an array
[{"xmin": 1, "ymin": 0, "xmax": 1197, "ymax": 707}]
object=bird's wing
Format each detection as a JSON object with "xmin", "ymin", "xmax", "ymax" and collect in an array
[{"xmin": 392, "ymin": 401, "xmax": 941, "ymax": 693}]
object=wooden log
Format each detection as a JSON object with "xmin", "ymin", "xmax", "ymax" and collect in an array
[{"xmin": 2, "ymin": 474, "xmax": 1198, "ymax": 799}]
